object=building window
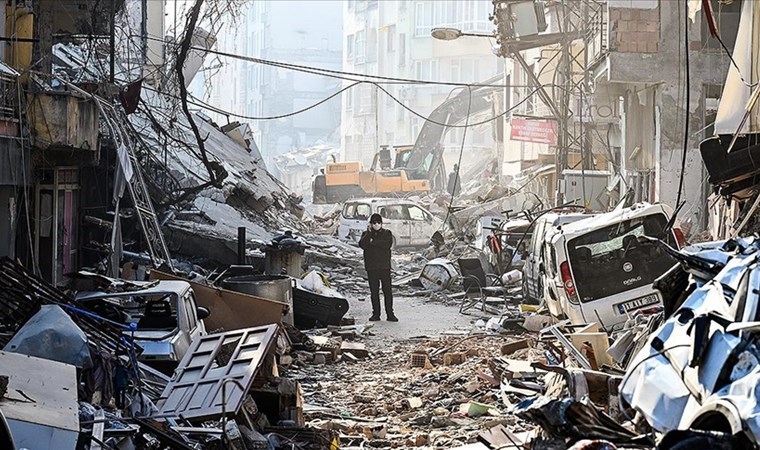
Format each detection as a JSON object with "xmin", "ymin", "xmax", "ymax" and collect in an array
[
  {"xmin": 387, "ymin": 25, "xmax": 396, "ymax": 52},
  {"xmin": 367, "ymin": 28, "xmax": 378, "ymax": 63},
  {"xmin": 450, "ymin": 59, "xmax": 460, "ymax": 81},
  {"xmin": 411, "ymin": 117, "xmax": 421, "ymax": 140},
  {"xmin": 346, "ymin": 34, "xmax": 354, "ymax": 60},
  {"xmin": 345, "ymin": 86, "xmax": 354, "ymax": 111},
  {"xmin": 431, "ymin": 1, "xmax": 492, "ymax": 33},
  {"xmin": 358, "ymin": 85, "xmax": 375, "ymax": 114},
  {"xmin": 355, "ymin": 30, "xmax": 366, "ymax": 64},
  {"xmin": 415, "ymin": 2, "xmax": 434, "ymax": 37},
  {"xmin": 415, "ymin": 59, "xmax": 438, "ymax": 80},
  {"xmin": 701, "ymin": 0, "xmax": 742, "ymax": 52},
  {"xmin": 398, "ymin": 33, "xmax": 406, "ymax": 66}
]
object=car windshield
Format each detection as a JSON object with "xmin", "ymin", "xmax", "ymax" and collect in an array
[
  {"xmin": 567, "ymin": 213, "xmax": 676, "ymax": 302},
  {"xmin": 379, "ymin": 205, "xmax": 407, "ymax": 220},
  {"xmin": 83, "ymin": 293, "xmax": 179, "ymax": 331}
]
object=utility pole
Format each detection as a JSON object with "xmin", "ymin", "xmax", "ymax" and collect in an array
[
  {"xmin": 492, "ymin": 0, "xmax": 598, "ymax": 207},
  {"xmin": 109, "ymin": 0, "xmax": 115, "ymax": 84}
]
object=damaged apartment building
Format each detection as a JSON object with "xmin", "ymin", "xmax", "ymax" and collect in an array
[
  {"xmin": 0, "ymin": 0, "xmax": 306, "ymax": 286},
  {"xmin": 499, "ymin": 0, "xmax": 740, "ymax": 234}
]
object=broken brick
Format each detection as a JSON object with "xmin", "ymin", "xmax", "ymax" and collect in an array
[{"xmin": 341, "ymin": 342, "xmax": 369, "ymax": 359}]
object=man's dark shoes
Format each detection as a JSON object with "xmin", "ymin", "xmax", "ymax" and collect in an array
[
  {"xmin": 369, "ymin": 315, "xmax": 381, "ymax": 322},
  {"xmin": 387, "ymin": 315, "xmax": 399, "ymax": 322}
]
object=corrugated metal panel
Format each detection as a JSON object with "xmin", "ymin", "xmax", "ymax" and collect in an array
[{"xmin": 157, "ymin": 325, "xmax": 279, "ymax": 420}]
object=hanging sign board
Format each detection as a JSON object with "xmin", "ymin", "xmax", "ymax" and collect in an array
[{"xmin": 510, "ymin": 117, "xmax": 558, "ymax": 145}]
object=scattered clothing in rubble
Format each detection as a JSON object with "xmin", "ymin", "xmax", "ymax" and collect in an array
[{"xmin": 81, "ymin": 350, "xmax": 115, "ymax": 406}]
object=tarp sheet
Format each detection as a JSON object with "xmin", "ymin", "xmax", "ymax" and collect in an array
[{"xmin": 0, "ymin": 139, "xmax": 30, "ymax": 186}]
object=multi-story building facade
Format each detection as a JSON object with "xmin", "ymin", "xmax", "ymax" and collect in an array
[
  {"xmin": 501, "ymin": 0, "xmax": 740, "ymax": 230},
  {"xmin": 200, "ymin": 1, "xmax": 343, "ymax": 174},
  {"xmin": 341, "ymin": 0, "xmax": 503, "ymax": 173}
]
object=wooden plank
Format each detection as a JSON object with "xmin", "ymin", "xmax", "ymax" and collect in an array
[
  {"xmin": 500, "ymin": 338, "xmax": 532, "ymax": 356},
  {"xmin": 477, "ymin": 424, "xmax": 523, "ymax": 448},
  {"xmin": 151, "ymin": 270, "xmax": 287, "ymax": 331}
]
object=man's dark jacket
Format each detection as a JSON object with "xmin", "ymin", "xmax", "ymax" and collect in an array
[{"xmin": 359, "ymin": 228, "xmax": 393, "ymax": 271}]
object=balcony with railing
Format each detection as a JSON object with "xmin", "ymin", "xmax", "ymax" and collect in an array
[{"xmin": 587, "ymin": 5, "xmax": 608, "ymax": 66}]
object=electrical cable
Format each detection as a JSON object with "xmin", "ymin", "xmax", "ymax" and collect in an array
[
  {"xmin": 705, "ymin": 1, "xmax": 758, "ymax": 89},
  {"xmin": 15, "ymin": 73, "xmax": 37, "ymax": 276},
  {"xmin": 140, "ymin": 80, "xmax": 546, "ymax": 130},
  {"xmin": 138, "ymin": 34, "xmax": 524, "ymax": 89},
  {"xmin": 439, "ymin": 85, "xmax": 473, "ymax": 235},
  {"xmin": 673, "ymin": 0, "xmax": 690, "ymax": 222}
]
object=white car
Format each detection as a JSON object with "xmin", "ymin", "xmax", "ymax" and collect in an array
[
  {"xmin": 338, "ymin": 198, "xmax": 442, "ymax": 248},
  {"xmin": 543, "ymin": 203, "xmax": 684, "ymax": 331}
]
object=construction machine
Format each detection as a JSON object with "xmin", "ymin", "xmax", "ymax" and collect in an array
[
  {"xmin": 312, "ymin": 75, "xmax": 504, "ymax": 204},
  {"xmin": 312, "ymin": 145, "xmax": 426, "ymax": 204}
]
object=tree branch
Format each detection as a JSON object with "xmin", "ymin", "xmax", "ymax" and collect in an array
[{"xmin": 174, "ymin": 0, "xmax": 224, "ymax": 188}]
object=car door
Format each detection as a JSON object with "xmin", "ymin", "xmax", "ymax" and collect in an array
[
  {"xmin": 338, "ymin": 202, "xmax": 356, "ymax": 241},
  {"xmin": 379, "ymin": 204, "xmax": 411, "ymax": 246},
  {"xmin": 349, "ymin": 203, "xmax": 371, "ymax": 243},
  {"xmin": 525, "ymin": 220, "xmax": 546, "ymax": 301},
  {"xmin": 176, "ymin": 291, "xmax": 198, "ymax": 358},
  {"xmin": 406, "ymin": 205, "xmax": 431, "ymax": 246}
]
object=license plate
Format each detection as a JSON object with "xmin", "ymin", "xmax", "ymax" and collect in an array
[{"xmin": 616, "ymin": 294, "xmax": 660, "ymax": 314}]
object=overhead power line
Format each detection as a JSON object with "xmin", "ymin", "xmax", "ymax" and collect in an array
[{"xmin": 137, "ymin": 34, "xmax": 532, "ymax": 89}]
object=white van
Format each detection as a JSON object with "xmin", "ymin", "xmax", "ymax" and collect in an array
[
  {"xmin": 522, "ymin": 212, "xmax": 593, "ymax": 304},
  {"xmin": 338, "ymin": 198, "xmax": 442, "ymax": 248},
  {"xmin": 543, "ymin": 203, "xmax": 684, "ymax": 331}
]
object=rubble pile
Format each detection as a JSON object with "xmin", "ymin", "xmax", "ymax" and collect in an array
[
  {"xmin": 291, "ymin": 334, "xmax": 540, "ymax": 448},
  {"xmin": 0, "ymin": 258, "xmax": 342, "ymax": 450}
]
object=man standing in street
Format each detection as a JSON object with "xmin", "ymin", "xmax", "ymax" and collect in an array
[
  {"xmin": 359, "ymin": 213, "xmax": 397, "ymax": 322},
  {"xmin": 448, "ymin": 164, "xmax": 461, "ymax": 196}
]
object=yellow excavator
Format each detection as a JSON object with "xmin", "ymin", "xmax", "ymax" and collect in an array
[
  {"xmin": 312, "ymin": 75, "xmax": 503, "ymax": 204},
  {"xmin": 313, "ymin": 145, "xmax": 430, "ymax": 204}
]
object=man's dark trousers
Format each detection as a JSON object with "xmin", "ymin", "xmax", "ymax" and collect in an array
[{"xmin": 368, "ymin": 269, "xmax": 393, "ymax": 317}]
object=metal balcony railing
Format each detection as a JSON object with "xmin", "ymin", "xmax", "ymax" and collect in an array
[{"xmin": 587, "ymin": 5, "xmax": 608, "ymax": 64}]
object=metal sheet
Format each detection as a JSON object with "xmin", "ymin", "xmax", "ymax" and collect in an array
[
  {"xmin": 157, "ymin": 325, "xmax": 278, "ymax": 420},
  {"xmin": 0, "ymin": 351, "xmax": 78, "ymax": 429}
]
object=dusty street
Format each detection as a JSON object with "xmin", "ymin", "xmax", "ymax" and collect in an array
[
  {"xmin": 287, "ymin": 292, "xmax": 537, "ymax": 449},
  {"xmin": 342, "ymin": 294, "xmax": 475, "ymax": 341}
]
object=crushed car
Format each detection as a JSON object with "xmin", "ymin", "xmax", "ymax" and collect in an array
[
  {"xmin": 621, "ymin": 236, "xmax": 760, "ymax": 449},
  {"xmin": 76, "ymin": 280, "xmax": 210, "ymax": 373},
  {"xmin": 543, "ymin": 203, "xmax": 684, "ymax": 330}
]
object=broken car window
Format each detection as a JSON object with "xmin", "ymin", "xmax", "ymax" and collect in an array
[
  {"xmin": 407, "ymin": 206, "xmax": 426, "ymax": 221},
  {"xmin": 567, "ymin": 214, "xmax": 676, "ymax": 302},
  {"xmin": 343, "ymin": 203, "xmax": 356, "ymax": 219},
  {"xmin": 355, "ymin": 204, "xmax": 371, "ymax": 220},
  {"xmin": 379, "ymin": 205, "xmax": 406, "ymax": 220},
  {"xmin": 84, "ymin": 294, "xmax": 179, "ymax": 332}
]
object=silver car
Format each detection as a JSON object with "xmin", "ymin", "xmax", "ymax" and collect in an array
[{"xmin": 76, "ymin": 280, "xmax": 209, "ymax": 373}]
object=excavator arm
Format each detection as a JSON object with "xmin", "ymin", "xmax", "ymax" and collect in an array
[{"xmin": 405, "ymin": 74, "xmax": 505, "ymax": 191}]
